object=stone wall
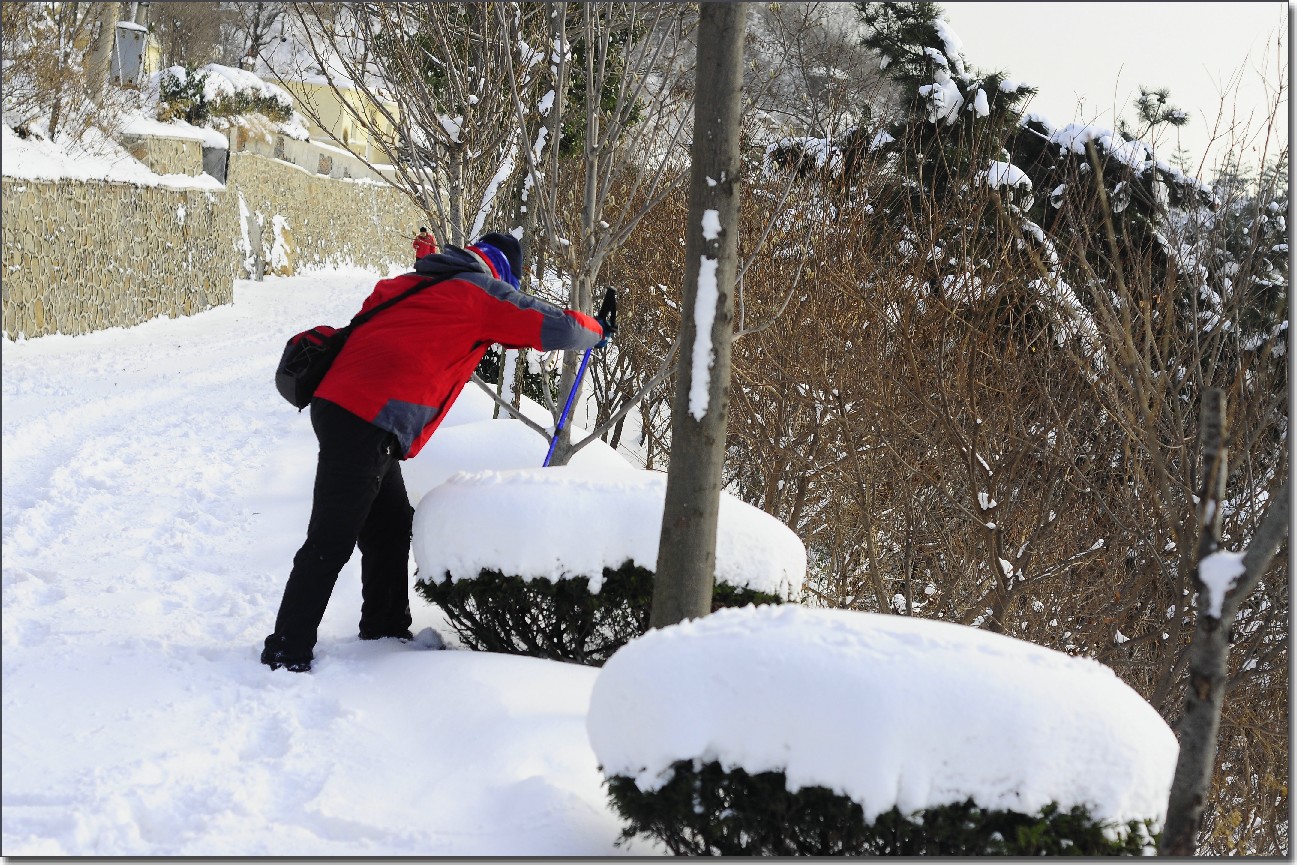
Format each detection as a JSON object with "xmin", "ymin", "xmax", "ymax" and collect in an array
[
  {"xmin": 118, "ymin": 133, "xmax": 204, "ymax": 176},
  {"xmin": 1, "ymin": 177, "xmax": 239, "ymax": 338},
  {"xmin": 2, "ymin": 149, "xmax": 427, "ymax": 339},
  {"xmin": 228, "ymin": 151, "xmax": 423, "ymax": 275}
]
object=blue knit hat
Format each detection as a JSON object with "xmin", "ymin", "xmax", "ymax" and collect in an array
[{"xmin": 468, "ymin": 232, "xmax": 522, "ymax": 288}]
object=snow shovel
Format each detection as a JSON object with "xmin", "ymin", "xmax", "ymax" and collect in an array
[{"xmin": 543, "ymin": 288, "xmax": 617, "ymax": 467}]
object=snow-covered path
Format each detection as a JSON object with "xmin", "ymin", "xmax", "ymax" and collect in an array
[
  {"xmin": 1, "ymin": 266, "xmax": 1181, "ymax": 857},
  {"xmin": 2, "ymin": 271, "xmax": 649, "ymax": 856}
]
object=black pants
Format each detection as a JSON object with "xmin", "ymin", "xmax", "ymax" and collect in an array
[{"xmin": 267, "ymin": 398, "xmax": 414, "ymax": 659}]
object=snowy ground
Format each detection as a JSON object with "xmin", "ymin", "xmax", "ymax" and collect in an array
[
  {"xmin": 3, "ymin": 267, "xmax": 1179, "ymax": 856},
  {"xmin": 1, "ymin": 270, "xmax": 668, "ymax": 856}
]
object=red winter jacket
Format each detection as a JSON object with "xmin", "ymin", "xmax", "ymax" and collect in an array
[
  {"xmin": 315, "ymin": 247, "xmax": 603, "ymax": 458},
  {"xmin": 413, "ymin": 233, "xmax": 437, "ymax": 259}
]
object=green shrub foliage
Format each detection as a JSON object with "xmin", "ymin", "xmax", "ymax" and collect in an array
[
  {"xmin": 606, "ymin": 760, "xmax": 1157, "ymax": 855},
  {"xmin": 210, "ymin": 90, "xmax": 292, "ymax": 123},
  {"xmin": 415, "ymin": 561, "xmax": 782, "ymax": 666},
  {"xmin": 158, "ymin": 66, "xmax": 211, "ymax": 125},
  {"xmin": 158, "ymin": 66, "xmax": 292, "ymax": 126}
]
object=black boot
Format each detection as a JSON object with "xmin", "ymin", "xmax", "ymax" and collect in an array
[
  {"xmin": 358, "ymin": 626, "xmax": 414, "ymax": 641},
  {"xmin": 261, "ymin": 634, "xmax": 312, "ymax": 672}
]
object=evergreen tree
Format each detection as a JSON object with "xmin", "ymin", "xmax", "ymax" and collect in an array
[
  {"xmin": 1120, "ymin": 86, "xmax": 1190, "ymax": 145},
  {"xmin": 556, "ymin": 7, "xmax": 646, "ymax": 158},
  {"xmin": 855, "ymin": 1, "xmax": 1036, "ymax": 204},
  {"xmin": 844, "ymin": 2, "xmax": 1041, "ymax": 317}
]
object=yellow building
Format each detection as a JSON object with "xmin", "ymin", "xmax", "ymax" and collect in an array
[{"xmin": 277, "ymin": 78, "xmax": 400, "ymax": 166}]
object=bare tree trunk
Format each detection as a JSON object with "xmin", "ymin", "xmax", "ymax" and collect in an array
[
  {"xmin": 1160, "ymin": 390, "xmax": 1291, "ymax": 854},
  {"xmin": 242, "ymin": 2, "xmax": 286, "ymax": 69},
  {"xmin": 84, "ymin": 2, "xmax": 119, "ymax": 96},
  {"xmin": 447, "ymin": 147, "xmax": 467, "ymax": 247},
  {"xmin": 650, "ymin": 2, "xmax": 746, "ymax": 629}
]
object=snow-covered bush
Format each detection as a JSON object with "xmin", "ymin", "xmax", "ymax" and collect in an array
[
  {"xmin": 605, "ymin": 764, "xmax": 1155, "ymax": 855},
  {"xmin": 411, "ymin": 466, "xmax": 805, "ymax": 665},
  {"xmin": 154, "ymin": 64, "xmax": 294, "ymax": 127},
  {"xmin": 157, "ymin": 65, "xmax": 212, "ymax": 125},
  {"xmin": 1, "ymin": 3, "xmax": 136, "ymax": 143},
  {"xmin": 587, "ymin": 606, "xmax": 1177, "ymax": 854},
  {"xmin": 416, "ymin": 561, "xmax": 781, "ymax": 666}
]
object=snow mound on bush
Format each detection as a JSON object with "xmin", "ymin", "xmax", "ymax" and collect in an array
[
  {"xmin": 436, "ymin": 383, "xmax": 552, "ymax": 428},
  {"xmin": 412, "ymin": 467, "xmax": 805, "ymax": 597},
  {"xmin": 587, "ymin": 605, "xmax": 1177, "ymax": 827},
  {"xmin": 403, "ymin": 417, "xmax": 629, "ymax": 505}
]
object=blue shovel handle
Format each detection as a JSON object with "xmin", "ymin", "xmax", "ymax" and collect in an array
[
  {"xmin": 543, "ymin": 347, "xmax": 593, "ymax": 467},
  {"xmin": 542, "ymin": 288, "xmax": 615, "ymax": 467}
]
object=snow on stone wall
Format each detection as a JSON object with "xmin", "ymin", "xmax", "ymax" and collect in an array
[
  {"xmin": 117, "ymin": 133, "xmax": 206, "ymax": 176},
  {"xmin": 226, "ymin": 151, "xmax": 423, "ymax": 277},
  {"xmin": 2, "ymin": 150, "xmax": 424, "ymax": 338}
]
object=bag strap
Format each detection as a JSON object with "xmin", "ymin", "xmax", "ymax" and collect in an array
[{"xmin": 347, "ymin": 275, "xmax": 444, "ymax": 330}]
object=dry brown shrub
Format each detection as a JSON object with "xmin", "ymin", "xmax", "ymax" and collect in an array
[{"xmin": 605, "ymin": 123, "xmax": 1286, "ymax": 852}]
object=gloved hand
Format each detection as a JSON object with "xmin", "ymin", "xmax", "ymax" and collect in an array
[{"xmin": 595, "ymin": 316, "xmax": 615, "ymax": 348}]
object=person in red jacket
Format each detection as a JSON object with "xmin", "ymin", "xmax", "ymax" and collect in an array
[
  {"xmin": 412, "ymin": 226, "xmax": 437, "ymax": 261},
  {"xmin": 262, "ymin": 231, "xmax": 607, "ymax": 672}
]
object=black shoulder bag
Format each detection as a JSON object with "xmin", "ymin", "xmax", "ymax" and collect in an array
[{"xmin": 274, "ymin": 276, "xmax": 440, "ymax": 410}]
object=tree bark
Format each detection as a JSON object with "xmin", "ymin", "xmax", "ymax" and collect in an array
[
  {"xmin": 84, "ymin": 1, "xmax": 119, "ymax": 96},
  {"xmin": 650, "ymin": 2, "xmax": 746, "ymax": 629},
  {"xmin": 242, "ymin": 2, "xmax": 286, "ymax": 69},
  {"xmin": 1160, "ymin": 390, "xmax": 1291, "ymax": 854}
]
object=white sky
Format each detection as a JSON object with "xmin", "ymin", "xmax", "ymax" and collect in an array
[{"xmin": 942, "ymin": 2, "xmax": 1289, "ymax": 178}]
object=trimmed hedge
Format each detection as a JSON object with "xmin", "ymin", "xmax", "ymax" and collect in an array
[
  {"xmin": 606, "ymin": 759, "xmax": 1157, "ymax": 855},
  {"xmin": 158, "ymin": 66, "xmax": 292, "ymax": 126},
  {"xmin": 414, "ymin": 560, "xmax": 782, "ymax": 666}
]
